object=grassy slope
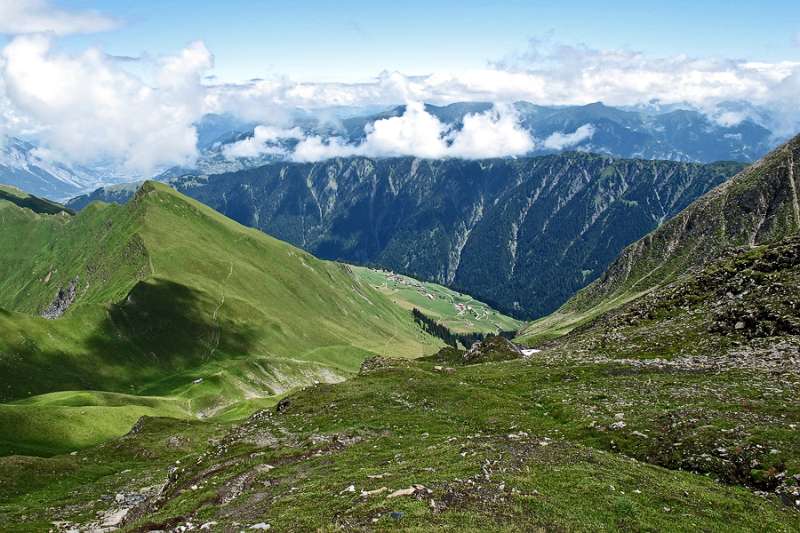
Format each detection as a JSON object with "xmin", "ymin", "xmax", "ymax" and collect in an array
[
  {"xmin": 351, "ymin": 266, "xmax": 522, "ymax": 334},
  {"xmin": 0, "ymin": 196, "xmax": 146, "ymax": 315},
  {"xmin": 515, "ymin": 289, "xmax": 643, "ymax": 345},
  {"xmin": 0, "ymin": 391, "xmax": 190, "ymax": 456},
  {"xmin": 0, "ymin": 184, "xmax": 73, "ymax": 215},
  {"xmin": 1, "ymin": 352, "xmax": 797, "ymax": 530},
  {"xmin": 539, "ymin": 233, "xmax": 800, "ymax": 365},
  {"xmin": 0, "ymin": 182, "xmax": 441, "ymax": 455}
]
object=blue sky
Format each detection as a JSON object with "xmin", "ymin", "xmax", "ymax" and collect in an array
[
  {"xmin": 54, "ymin": 0, "xmax": 800, "ymax": 82},
  {"xmin": 1, "ymin": 0, "xmax": 799, "ymax": 171}
]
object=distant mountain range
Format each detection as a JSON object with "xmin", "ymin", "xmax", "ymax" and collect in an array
[
  {"xmin": 0, "ymin": 138, "xmax": 99, "ymax": 200},
  {"xmin": 69, "ymin": 153, "xmax": 744, "ymax": 319},
  {"xmin": 340, "ymin": 101, "xmax": 776, "ymax": 163},
  {"xmin": 1, "ymin": 101, "xmax": 782, "ymax": 200},
  {"xmin": 165, "ymin": 102, "xmax": 778, "ymax": 178},
  {"xmin": 0, "ymin": 136, "xmax": 150, "ymax": 200}
]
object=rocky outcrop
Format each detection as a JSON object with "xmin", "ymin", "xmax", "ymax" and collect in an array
[
  {"xmin": 359, "ymin": 356, "xmax": 413, "ymax": 374},
  {"xmin": 40, "ymin": 276, "xmax": 79, "ymax": 319},
  {"xmin": 462, "ymin": 336, "xmax": 525, "ymax": 364},
  {"xmin": 424, "ymin": 335, "xmax": 528, "ymax": 366}
]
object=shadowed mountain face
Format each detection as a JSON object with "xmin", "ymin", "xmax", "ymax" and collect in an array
[{"xmin": 153, "ymin": 154, "xmax": 740, "ymax": 319}]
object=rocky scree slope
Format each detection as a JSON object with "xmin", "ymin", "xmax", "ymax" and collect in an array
[
  {"xmin": 526, "ymin": 227, "xmax": 800, "ymax": 504},
  {"xmin": 552, "ymin": 233, "xmax": 800, "ymax": 369}
]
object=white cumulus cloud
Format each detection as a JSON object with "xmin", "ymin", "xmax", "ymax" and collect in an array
[
  {"xmin": 222, "ymin": 125, "xmax": 304, "ymax": 159},
  {"xmin": 2, "ymin": 26, "xmax": 800, "ymax": 174},
  {"xmin": 0, "ymin": 0, "xmax": 117, "ymax": 35},
  {"xmin": 357, "ymin": 101, "xmax": 450, "ymax": 158},
  {"xmin": 543, "ymin": 124, "xmax": 596, "ymax": 150},
  {"xmin": 291, "ymin": 102, "xmax": 534, "ymax": 162},
  {"xmin": 207, "ymin": 40, "xmax": 800, "ymax": 136},
  {"xmin": 0, "ymin": 36, "xmax": 213, "ymax": 173},
  {"xmin": 292, "ymin": 135, "xmax": 360, "ymax": 162},
  {"xmin": 449, "ymin": 104, "xmax": 534, "ymax": 158}
]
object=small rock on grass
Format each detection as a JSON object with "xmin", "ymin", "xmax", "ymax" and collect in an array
[
  {"xmin": 388, "ymin": 487, "xmax": 416, "ymax": 498},
  {"xmin": 388, "ymin": 484, "xmax": 430, "ymax": 498},
  {"xmin": 361, "ymin": 487, "xmax": 388, "ymax": 497}
]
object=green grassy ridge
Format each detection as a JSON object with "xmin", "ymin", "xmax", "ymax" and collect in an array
[
  {"xmin": 351, "ymin": 266, "xmax": 522, "ymax": 334},
  {"xmin": 131, "ymin": 181, "xmax": 441, "ymax": 367},
  {"xmin": 0, "ymin": 181, "xmax": 443, "ymax": 455},
  {"xmin": 1, "ymin": 353, "xmax": 797, "ymax": 530},
  {"xmin": 0, "ymin": 185, "xmax": 73, "ymax": 216},
  {"xmin": 0, "ymin": 196, "xmax": 148, "ymax": 315},
  {"xmin": 0, "ymin": 181, "xmax": 440, "ymax": 402}
]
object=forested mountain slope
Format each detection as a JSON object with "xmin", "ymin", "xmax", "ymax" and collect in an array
[
  {"xmin": 150, "ymin": 154, "xmax": 743, "ymax": 319},
  {"xmin": 521, "ymin": 134, "xmax": 800, "ymax": 342}
]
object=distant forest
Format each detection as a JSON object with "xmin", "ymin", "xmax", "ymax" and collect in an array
[{"xmin": 411, "ymin": 308, "xmax": 517, "ymax": 348}]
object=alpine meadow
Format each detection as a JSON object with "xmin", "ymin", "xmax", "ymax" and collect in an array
[{"xmin": 1, "ymin": 1, "xmax": 800, "ymax": 531}]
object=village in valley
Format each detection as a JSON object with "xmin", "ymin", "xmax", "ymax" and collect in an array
[{"xmin": 352, "ymin": 266, "xmax": 523, "ymax": 335}]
